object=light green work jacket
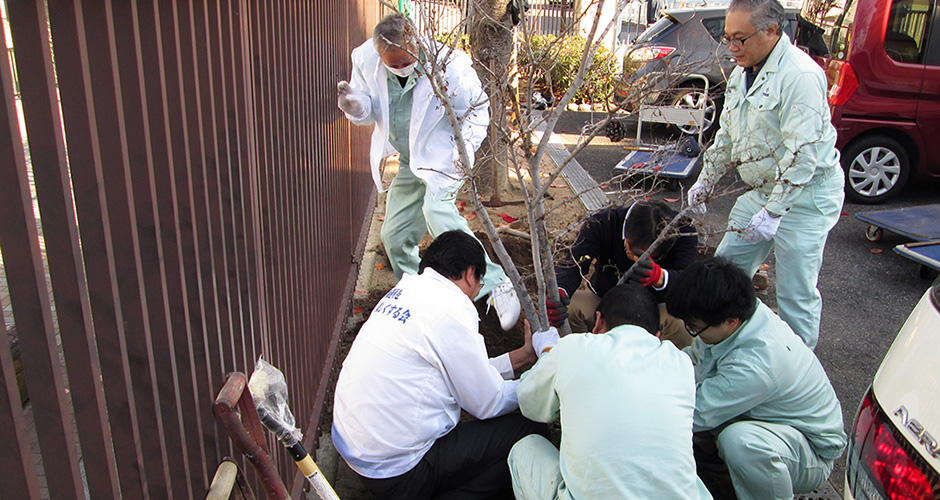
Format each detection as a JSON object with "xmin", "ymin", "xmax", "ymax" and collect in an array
[
  {"xmin": 517, "ymin": 325, "xmax": 710, "ymax": 499},
  {"xmin": 684, "ymin": 302, "xmax": 847, "ymax": 460},
  {"xmin": 698, "ymin": 34, "xmax": 840, "ymax": 216}
]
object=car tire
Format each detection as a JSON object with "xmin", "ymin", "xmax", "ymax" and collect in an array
[
  {"xmin": 668, "ymin": 86, "xmax": 722, "ymax": 137},
  {"xmin": 842, "ymin": 135, "xmax": 911, "ymax": 204}
]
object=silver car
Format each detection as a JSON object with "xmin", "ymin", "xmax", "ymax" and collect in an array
[{"xmin": 623, "ymin": 6, "xmax": 801, "ymax": 136}]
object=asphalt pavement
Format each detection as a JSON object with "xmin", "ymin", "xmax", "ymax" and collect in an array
[{"xmin": 552, "ymin": 110, "xmax": 939, "ymax": 495}]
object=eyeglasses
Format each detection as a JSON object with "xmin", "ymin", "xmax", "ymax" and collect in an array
[
  {"xmin": 721, "ymin": 31, "xmax": 760, "ymax": 48},
  {"xmin": 685, "ymin": 321, "xmax": 712, "ymax": 337}
]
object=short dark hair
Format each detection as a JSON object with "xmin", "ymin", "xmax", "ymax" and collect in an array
[
  {"xmin": 596, "ymin": 283, "xmax": 660, "ymax": 334},
  {"xmin": 729, "ymin": 0, "xmax": 785, "ymax": 34},
  {"xmin": 623, "ymin": 201, "xmax": 678, "ymax": 257},
  {"xmin": 665, "ymin": 257, "xmax": 757, "ymax": 326},
  {"xmin": 419, "ymin": 230, "xmax": 486, "ymax": 281},
  {"xmin": 373, "ymin": 12, "xmax": 415, "ymax": 52}
]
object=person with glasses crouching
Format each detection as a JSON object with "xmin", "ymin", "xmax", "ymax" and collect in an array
[{"xmin": 665, "ymin": 257, "xmax": 846, "ymax": 500}]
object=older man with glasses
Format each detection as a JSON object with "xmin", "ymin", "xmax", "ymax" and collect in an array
[
  {"xmin": 686, "ymin": 0, "xmax": 844, "ymax": 351},
  {"xmin": 665, "ymin": 257, "xmax": 846, "ymax": 500}
]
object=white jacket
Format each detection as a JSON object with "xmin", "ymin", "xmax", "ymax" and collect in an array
[
  {"xmin": 345, "ymin": 39, "xmax": 490, "ymax": 195},
  {"xmin": 331, "ymin": 269, "xmax": 518, "ymax": 479}
]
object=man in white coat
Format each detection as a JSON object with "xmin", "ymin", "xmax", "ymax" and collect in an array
[
  {"xmin": 332, "ymin": 230, "xmax": 549, "ymax": 499},
  {"xmin": 337, "ymin": 12, "xmax": 521, "ymax": 330}
]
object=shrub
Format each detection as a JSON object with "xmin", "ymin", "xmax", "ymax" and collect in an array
[{"xmin": 518, "ymin": 34, "xmax": 619, "ymax": 105}]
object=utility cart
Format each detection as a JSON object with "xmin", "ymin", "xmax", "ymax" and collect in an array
[
  {"xmin": 854, "ymin": 204, "xmax": 940, "ymax": 242},
  {"xmin": 855, "ymin": 204, "xmax": 940, "ymax": 279},
  {"xmin": 612, "ymin": 74, "xmax": 709, "ymax": 190}
]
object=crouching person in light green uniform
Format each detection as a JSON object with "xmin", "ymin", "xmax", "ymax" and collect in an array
[
  {"xmin": 666, "ymin": 257, "xmax": 846, "ymax": 500},
  {"xmin": 337, "ymin": 13, "xmax": 521, "ymax": 330},
  {"xmin": 509, "ymin": 284, "xmax": 712, "ymax": 500}
]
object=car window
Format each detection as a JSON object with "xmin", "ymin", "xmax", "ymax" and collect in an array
[
  {"xmin": 635, "ymin": 15, "xmax": 680, "ymax": 43},
  {"xmin": 884, "ymin": 0, "xmax": 933, "ymax": 63},
  {"xmin": 702, "ymin": 17, "xmax": 725, "ymax": 43},
  {"xmin": 825, "ymin": 0, "xmax": 860, "ymax": 60},
  {"xmin": 700, "ymin": 15, "xmax": 797, "ymax": 44}
]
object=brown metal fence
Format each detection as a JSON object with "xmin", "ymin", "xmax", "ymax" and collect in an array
[{"xmin": 0, "ymin": 0, "xmax": 383, "ymax": 498}]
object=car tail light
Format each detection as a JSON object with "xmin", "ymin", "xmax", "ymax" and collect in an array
[
  {"xmin": 828, "ymin": 60, "xmax": 858, "ymax": 106},
  {"xmin": 628, "ymin": 46, "xmax": 676, "ymax": 62},
  {"xmin": 847, "ymin": 390, "xmax": 938, "ymax": 500}
]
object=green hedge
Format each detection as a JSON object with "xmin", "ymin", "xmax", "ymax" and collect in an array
[
  {"xmin": 433, "ymin": 32, "xmax": 619, "ymax": 106},
  {"xmin": 519, "ymin": 34, "xmax": 619, "ymax": 105}
]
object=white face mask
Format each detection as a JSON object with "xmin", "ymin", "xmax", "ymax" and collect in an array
[{"xmin": 386, "ymin": 61, "xmax": 417, "ymax": 78}]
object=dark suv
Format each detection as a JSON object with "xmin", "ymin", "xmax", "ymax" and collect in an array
[{"xmin": 623, "ymin": 6, "xmax": 802, "ymax": 135}]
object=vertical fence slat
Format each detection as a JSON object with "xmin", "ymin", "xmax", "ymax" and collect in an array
[
  {"xmin": 0, "ymin": 18, "xmax": 43, "ymax": 500},
  {"xmin": 0, "ymin": 4, "xmax": 84, "ymax": 497},
  {"xmin": 188, "ymin": 0, "xmax": 232, "ymax": 465},
  {"xmin": 154, "ymin": 0, "xmax": 214, "ymax": 490},
  {"xmin": 173, "ymin": 0, "xmax": 225, "ymax": 474},
  {"xmin": 49, "ymin": 0, "xmax": 152, "ymax": 496},
  {"xmin": 228, "ymin": 0, "xmax": 258, "ymax": 377},
  {"xmin": 104, "ymin": 0, "xmax": 183, "ymax": 495},
  {"xmin": 6, "ymin": 0, "xmax": 123, "ymax": 497},
  {"xmin": 215, "ymin": 0, "xmax": 251, "ymax": 379}
]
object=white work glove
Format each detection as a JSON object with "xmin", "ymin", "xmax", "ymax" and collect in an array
[
  {"xmin": 532, "ymin": 326, "xmax": 560, "ymax": 359},
  {"xmin": 742, "ymin": 208, "xmax": 782, "ymax": 243},
  {"xmin": 337, "ymin": 81, "xmax": 368, "ymax": 118},
  {"xmin": 687, "ymin": 181, "xmax": 708, "ymax": 214}
]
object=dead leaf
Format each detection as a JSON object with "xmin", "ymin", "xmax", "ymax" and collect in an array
[
  {"xmin": 496, "ymin": 213, "xmax": 517, "ymax": 223},
  {"xmin": 378, "ymin": 215, "xmax": 385, "ymax": 221},
  {"xmin": 551, "ymin": 183, "xmax": 567, "ymax": 189},
  {"xmin": 664, "ymin": 197, "xmax": 679, "ymax": 202},
  {"xmin": 376, "ymin": 263, "xmax": 385, "ymax": 270},
  {"xmin": 840, "ymin": 211, "xmax": 849, "ymax": 216},
  {"xmin": 353, "ymin": 307, "xmax": 363, "ymax": 314},
  {"xmin": 465, "ymin": 212, "xmax": 477, "ymax": 220},
  {"xmin": 759, "ymin": 263, "xmax": 772, "ymax": 271},
  {"xmin": 870, "ymin": 248, "xmax": 883, "ymax": 254}
]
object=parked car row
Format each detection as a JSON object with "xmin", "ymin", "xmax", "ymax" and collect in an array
[{"xmin": 623, "ymin": 0, "xmax": 940, "ymax": 203}]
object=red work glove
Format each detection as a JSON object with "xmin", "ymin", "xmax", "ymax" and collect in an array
[
  {"xmin": 546, "ymin": 288, "xmax": 570, "ymax": 328},
  {"xmin": 625, "ymin": 254, "xmax": 663, "ymax": 288}
]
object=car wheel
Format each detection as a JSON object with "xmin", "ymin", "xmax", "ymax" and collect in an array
[
  {"xmin": 669, "ymin": 87, "xmax": 721, "ymax": 136},
  {"xmin": 842, "ymin": 135, "xmax": 911, "ymax": 204}
]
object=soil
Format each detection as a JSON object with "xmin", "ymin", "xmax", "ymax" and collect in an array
[{"xmin": 350, "ymin": 149, "xmax": 590, "ymax": 359}]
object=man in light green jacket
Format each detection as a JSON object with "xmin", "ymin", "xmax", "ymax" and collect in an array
[
  {"xmin": 509, "ymin": 284, "xmax": 712, "ymax": 500},
  {"xmin": 687, "ymin": 0, "xmax": 844, "ymax": 350},
  {"xmin": 666, "ymin": 257, "xmax": 846, "ymax": 500}
]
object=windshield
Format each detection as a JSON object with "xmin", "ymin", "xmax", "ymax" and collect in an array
[{"xmin": 634, "ymin": 15, "xmax": 680, "ymax": 44}]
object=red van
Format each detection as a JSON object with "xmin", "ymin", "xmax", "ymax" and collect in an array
[{"xmin": 819, "ymin": 0, "xmax": 940, "ymax": 203}]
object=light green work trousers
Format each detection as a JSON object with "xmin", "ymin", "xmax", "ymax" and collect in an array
[
  {"xmin": 715, "ymin": 170, "xmax": 844, "ymax": 350},
  {"xmin": 717, "ymin": 420, "xmax": 834, "ymax": 500},
  {"xmin": 508, "ymin": 434, "xmax": 564, "ymax": 500},
  {"xmin": 381, "ymin": 162, "xmax": 507, "ymax": 298}
]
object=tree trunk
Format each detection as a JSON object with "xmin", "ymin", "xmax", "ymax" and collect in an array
[{"xmin": 469, "ymin": 0, "xmax": 514, "ymax": 203}]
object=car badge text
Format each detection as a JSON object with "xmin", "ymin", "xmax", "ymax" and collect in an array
[{"xmin": 894, "ymin": 405, "xmax": 940, "ymax": 460}]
